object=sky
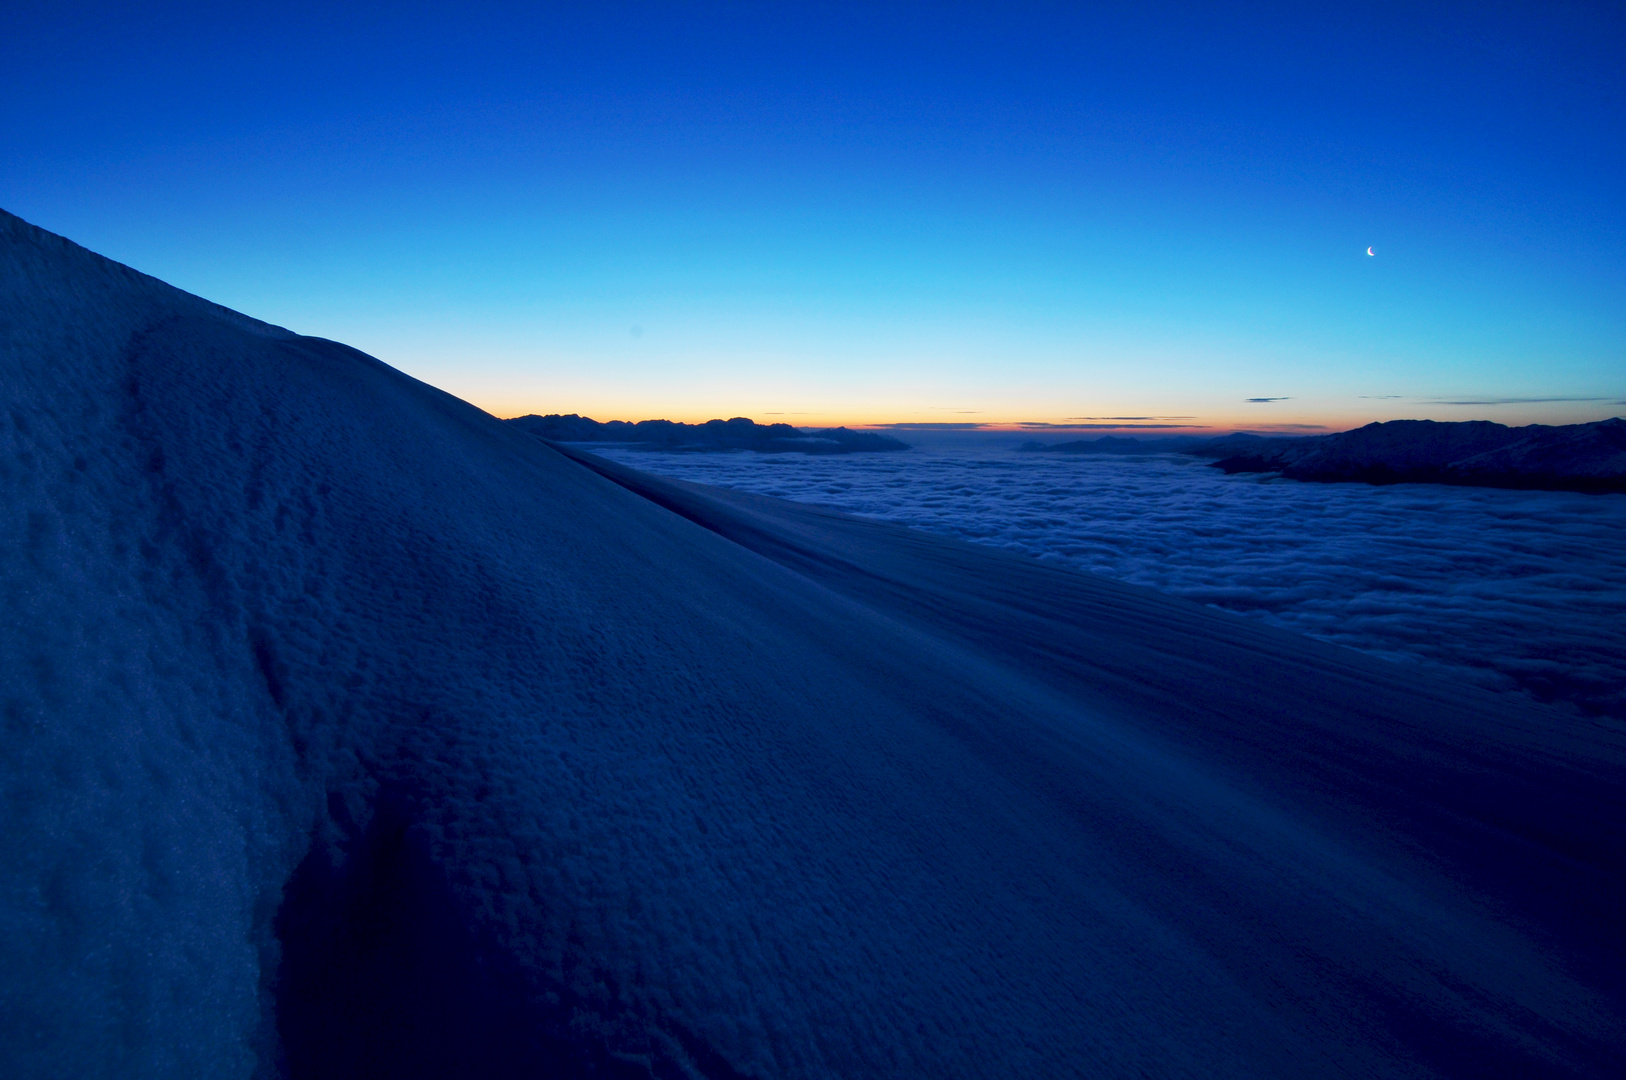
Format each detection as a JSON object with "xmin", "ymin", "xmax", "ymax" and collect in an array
[{"xmin": 4, "ymin": 1, "xmax": 1622, "ymax": 432}]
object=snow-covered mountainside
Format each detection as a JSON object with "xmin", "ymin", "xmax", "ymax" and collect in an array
[
  {"xmin": 3, "ymin": 207, "xmax": 1623, "ymax": 1078},
  {"xmin": 578, "ymin": 444, "xmax": 1626, "ymax": 721}
]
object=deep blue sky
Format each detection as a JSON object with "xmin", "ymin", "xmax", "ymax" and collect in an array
[{"xmin": 5, "ymin": 2, "xmax": 1622, "ymax": 429}]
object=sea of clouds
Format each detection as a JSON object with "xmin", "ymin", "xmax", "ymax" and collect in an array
[{"xmin": 593, "ymin": 445, "xmax": 1626, "ymax": 720}]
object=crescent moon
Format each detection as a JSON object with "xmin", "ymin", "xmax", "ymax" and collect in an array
[{"xmin": 1367, "ymin": 246, "xmax": 1375, "ymax": 256}]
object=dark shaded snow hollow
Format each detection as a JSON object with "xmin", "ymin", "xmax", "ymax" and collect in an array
[{"xmin": 3, "ymin": 208, "xmax": 1624, "ymax": 1079}]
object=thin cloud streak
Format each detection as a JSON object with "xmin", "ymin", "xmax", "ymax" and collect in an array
[
  {"xmin": 873, "ymin": 422, "xmax": 988, "ymax": 430},
  {"xmin": 870, "ymin": 421, "xmax": 1209, "ymax": 431},
  {"xmin": 1016, "ymin": 422, "xmax": 1203, "ymax": 430},
  {"xmin": 1423, "ymin": 396, "xmax": 1619, "ymax": 406}
]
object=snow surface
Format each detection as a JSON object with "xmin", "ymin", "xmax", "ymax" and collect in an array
[
  {"xmin": 588, "ymin": 446, "xmax": 1626, "ymax": 719},
  {"xmin": 3, "ymin": 207, "xmax": 1624, "ymax": 1078}
]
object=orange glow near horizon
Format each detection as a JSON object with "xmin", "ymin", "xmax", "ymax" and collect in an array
[{"xmin": 475, "ymin": 397, "xmax": 1624, "ymax": 437}]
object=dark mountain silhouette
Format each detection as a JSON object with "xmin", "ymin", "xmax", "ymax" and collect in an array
[
  {"xmin": 1025, "ymin": 421, "xmax": 1626, "ymax": 493},
  {"xmin": 1208, "ymin": 418, "xmax": 1626, "ymax": 492},
  {"xmin": 506, "ymin": 413, "xmax": 909, "ymax": 453}
]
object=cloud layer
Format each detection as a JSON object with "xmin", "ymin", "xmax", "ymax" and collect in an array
[{"xmin": 597, "ymin": 447, "xmax": 1626, "ymax": 719}]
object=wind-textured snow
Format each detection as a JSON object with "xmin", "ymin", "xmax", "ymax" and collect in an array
[
  {"xmin": 589, "ymin": 447, "xmax": 1626, "ymax": 719},
  {"xmin": 3, "ymin": 208, "xmax": 1624, "ymax": 1079}
]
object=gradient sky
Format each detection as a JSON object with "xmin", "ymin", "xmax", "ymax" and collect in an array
[{"xmin": 5, "ymin": 2, "xmax": 1622, "ymax": 432}]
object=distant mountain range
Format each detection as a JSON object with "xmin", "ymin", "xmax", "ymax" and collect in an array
[
  {"xmin": 1206, "ymin": 419, "xmax": 1626, "ymax": 493},
  {"xmin": 1026, "ymin": 419, "xmax": 1626, "ymax": 493},
  {"xmin": 507, "ymin": 413, "xmax": 910, "ymax": 454}
]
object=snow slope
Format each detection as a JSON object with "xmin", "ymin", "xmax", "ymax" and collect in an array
[
  {"xmin": 578, "ymin": 444, "xmax": 1626, "ymax": 719},
  {"xmin": 2, "ymin": 207, "xmax": 1623, "ymax": 1078}
]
